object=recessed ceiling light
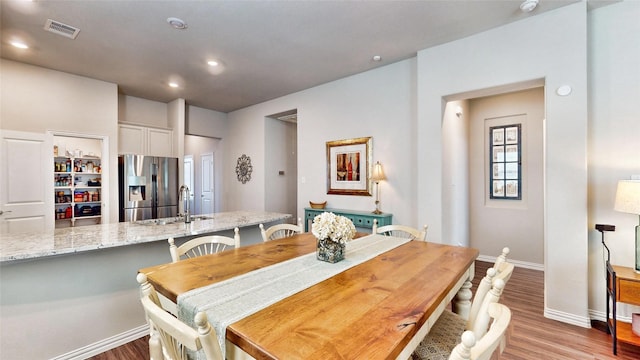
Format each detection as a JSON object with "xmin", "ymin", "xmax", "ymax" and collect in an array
[
  {"xmin": 207, "ymin": 60, "xmax": 219, "ymax": 67},
  {"xmin": 10, "ymin": 41, "xmax": 29, "ymax": 49},
  {"xmin": 520, "ymin": 0, "xmax": 539, "ymax": 13},
  {"xmin": 167, "ymin": 17, "xmax": 187, "ymax": 30},
  {"xmin": 372, "ymin": 55, "xmax": 382, "ymax": 62},
  {"xmin": 168, "ymin": 82, "xmax": 179, "ymax": 88}
]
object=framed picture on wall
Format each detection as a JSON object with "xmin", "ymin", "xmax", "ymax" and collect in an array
[{"xmin": 326, "ymin": 136, "xmax": 372, "ymax": 196}]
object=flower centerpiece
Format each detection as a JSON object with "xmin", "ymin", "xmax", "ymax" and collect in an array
[{"xmin": 311, "ymin": 212, "xmax": 356, "ymax": 263}]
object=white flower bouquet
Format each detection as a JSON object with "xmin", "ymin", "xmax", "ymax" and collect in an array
[{"xmin": 311, "ymin": 212, "xmax": 356, "ymax": 244}]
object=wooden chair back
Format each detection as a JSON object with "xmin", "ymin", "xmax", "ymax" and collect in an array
[
  {"xmin": 467, "ymin": 262, "xmax": 512, "ymax": 336},
  {"xmin": 137, "ymin": 273, "xmax": 223, "ymax": 360},
  {"xmin": 372, "ymin": 219, "xmax": 428, "ymax": 241},
  {"xmin": 470, "ymin": 278, "xmax": 505, "ymax": 339},
  {"xmin": 168, "ymin": 227, "xmax": 240, "ymax": 262},
  {"xmin": 466, "ymin": 267, "xmax": 497, "ymax": 326},
  {"xmin": 259, "ymin": 218, "xmax": 303, "ymax": 242}
]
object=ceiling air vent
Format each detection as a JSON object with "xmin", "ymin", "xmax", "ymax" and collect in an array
[{"xmin": 43, "ymin": 19, "xmax": 80, "ymax": 40}]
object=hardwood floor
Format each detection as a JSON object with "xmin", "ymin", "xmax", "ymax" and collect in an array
[{"xmin": 90, "ymin": 261, "xmax": 640, "ymax": 359}]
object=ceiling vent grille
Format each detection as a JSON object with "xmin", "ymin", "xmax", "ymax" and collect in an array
[{"xmin": 44, "ymin": 19, "xmax": 80, "ymax": 39}]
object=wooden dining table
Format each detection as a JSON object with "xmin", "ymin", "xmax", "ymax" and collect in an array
[{"xmin": 139, "ymin": 233, "xmax": 478, "ymax": 360}]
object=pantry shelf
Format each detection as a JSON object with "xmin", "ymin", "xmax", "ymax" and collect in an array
[{"xmin": 54, "ymin": 155, "xmax": 102, "ymax": 227}]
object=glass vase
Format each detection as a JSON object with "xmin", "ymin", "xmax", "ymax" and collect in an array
[{"xmin": 316, "ymin": 238, "xmax": 345, "ymax": 263}]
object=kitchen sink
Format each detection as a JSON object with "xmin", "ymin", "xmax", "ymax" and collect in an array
[
  {"xmin": 191, "ymin": 215, "xmax": 212, "ymax": 221},
  {"xmin": 136, "ymin": 218, "xmax": 181, "ymax": 226}
]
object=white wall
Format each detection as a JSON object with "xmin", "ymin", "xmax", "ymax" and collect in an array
[
  {"xmin": 418, "ymin": 2, "xmax": 589, "ymax": 326},
  {"xmin": 442, "ymin": 100, "xmax": 469, "ymax": 246},
  {"xmin": 186, "ymin": 105, "xmax": 228, "ymax": 138},
  {"xmin": 587, "ymin": 1, "xmax": 640, "ymax": 320},
  {"xmin": 265, "ymin": 118, "xmax": 298, "ymax": 221},
  {"xmin": 0, "ymin": 1, "xmax": 637, "ymax": 357},
  {"xmin": 186, "ymin": 105, "xmax": 228, "ymax": 211},
  {"xmin": 226, "ymin": 59, "xmax": 417, "ymax": 226},
  {"xmin": 0, "ymin": 59, "xmax": 119, "ymax": 225},
  {"xmin": 118, "ymin": 94, "xmax": 168, "ymax": 128}
]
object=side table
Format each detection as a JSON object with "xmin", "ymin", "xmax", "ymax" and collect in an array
[
  {"xmin": 304, "ymin": 207, "xmax": 392, "ymax": 232},
  {"xmin": 608, "ymin": 265, "xmax": 640, "ymax": 354}
]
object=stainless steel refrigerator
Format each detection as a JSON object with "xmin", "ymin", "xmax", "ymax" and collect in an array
[{"xmin": 118, "ymin": 154, "xmax": 179, "ymax": 222}]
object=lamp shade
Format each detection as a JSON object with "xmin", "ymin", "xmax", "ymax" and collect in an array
[
  {"xmin": 615, "ymin": 180, "xmax": 640, "ymax": 215},
  {"xmin": 371, "ymin": 161, "xmax": 386, "ymax": 182}
]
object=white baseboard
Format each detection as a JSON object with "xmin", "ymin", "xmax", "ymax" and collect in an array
[
  {"xmin": 51, "ymin": 325, "xmax": 148, "ymax": 360},
  {"xmin": 589, "ymin": 309, "xmax": 632, "ymax": 323},
  {"xmin": 545, "ymin": 307, "xmax": 592, "ymax": 328},
  {"xmin": 476, "ymin": 254, "xmax": 544, "ymax": 271}
]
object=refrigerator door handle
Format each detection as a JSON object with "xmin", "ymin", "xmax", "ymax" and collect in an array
[{"xmin": 151, "ymin": 162, "xmax": 158, "ymax": 219}]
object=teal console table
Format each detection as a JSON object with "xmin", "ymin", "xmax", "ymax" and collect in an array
[{"xmin": 304, "ymin": 207, "xmax": 393, "ymax": 232}]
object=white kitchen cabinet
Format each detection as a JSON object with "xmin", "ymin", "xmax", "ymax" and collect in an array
[{"xmin": 118, "ymin": 124, "xmax": 173, "ymax": 156}]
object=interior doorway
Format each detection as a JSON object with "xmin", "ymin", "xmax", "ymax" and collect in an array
[
  {"xmin": 443, "ymin": 83, "xmax": 545, "ymax": 269},
  {"xmin": 184, "ymin": 135, "xmax": 220, "ymax": 215},
  {"xmin": 265, "ymin": 110, "xmax": 298, "ymax": 223},
  {"xmin": 468, "ymin": 87, "xmax": 545, "ymax": 268}
]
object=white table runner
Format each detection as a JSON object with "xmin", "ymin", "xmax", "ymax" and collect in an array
[{"xmin": 177, "ymin": 234, "xmax": 411, "ymax": 358}]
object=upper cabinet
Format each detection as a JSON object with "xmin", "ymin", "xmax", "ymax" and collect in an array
[{"xmin": 118, "ymin": 124, "xmax": 173, "ymax": 157}]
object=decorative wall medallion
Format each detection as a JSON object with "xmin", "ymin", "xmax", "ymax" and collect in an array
[{"xmin": 236, "ymin": 154, "xmax": 253, "ymax": 184}]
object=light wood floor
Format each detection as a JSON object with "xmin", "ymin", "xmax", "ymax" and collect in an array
[{"xmin": 90, "ymin": 261, "xmax": 640, "ymax": 359}]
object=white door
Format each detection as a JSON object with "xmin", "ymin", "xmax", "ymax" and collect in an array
[
  {"xmin": 0, "ymin": 130, "xmax": 53, "ymax": 233},
  {"xmin": 201, "ymin": 153, "xmax": 214, "ymax": 214},
  {"xmin": 183, "ymin": 155, "xmax": 195, "ymax": 214}
]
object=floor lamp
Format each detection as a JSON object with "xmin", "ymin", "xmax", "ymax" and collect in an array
[
  {"xmin": 371, "ymin": 161, "xmax": 386, "ymax": 214},
  {"xmin": 614, "ymin": 180, "xmax": 640, "ymax": 273}
]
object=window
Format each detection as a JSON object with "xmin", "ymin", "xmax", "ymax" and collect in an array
[{"xmin": 489, "ymin": 124, "xmax": 521, "ymax": 200}]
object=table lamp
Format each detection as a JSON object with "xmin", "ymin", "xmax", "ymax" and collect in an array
[
  {"xmin": 614, "ymin": 180, "xmax": 640, "ymax": 273},
  {"xmin": 371, "ymin": 161, "xmax": 386, "ymax": 214}
]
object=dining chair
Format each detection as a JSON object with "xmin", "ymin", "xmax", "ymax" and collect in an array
[
  {"xmin": 372, "ymin": 219, "xmax": 428, "ymax": 241},
  {"xmin": 493, "ymin": 247, "xmax": 510, "ymax": 273},
  {"xmin": 137, "ymin": 273, "xmax": 223, "ymax": 360},
  {"xmin": 447, "ymin": 303, "xmax": 512, "ymax": 360},
  {"xmin": 259, "ymin": 218, "xmax": 303, "ymax": 242},
  {"xmin": 411, "ymin": 269, "xmax": 510, "ymax": 360},
  {"xmin": 168, "ymin": 227, "xmax": 240, "ymax": 262}
]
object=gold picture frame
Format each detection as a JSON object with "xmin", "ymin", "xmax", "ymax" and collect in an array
[{"xmin": 326, "ymin": 137, "xmax": 372, "ymax": 196}]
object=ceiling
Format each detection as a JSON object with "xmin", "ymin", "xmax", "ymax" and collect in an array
[{"xmin": 1, "ymin": 0, "xmax": 600, "ymax": 113}]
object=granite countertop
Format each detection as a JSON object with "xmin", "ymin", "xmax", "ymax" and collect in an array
[{"xmin": 0, "ymin": 211, "xmax": 291, "ymax": 263}]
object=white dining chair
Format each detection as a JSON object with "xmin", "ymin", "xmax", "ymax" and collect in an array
[
  {"xmin": 411, "ymin": 266, "xmax": 511, "ymax": 360},
  {"xmin": 447, "ymin": 303, "xmax": 512, "ymax": 360},
  {"xmin": 493, "ymin": 247, "xmax": 510, "ymax": 273},
  {"xmin": 137, "ymin": 273, "xmax": 223, "ymax": 360},
  {"xmin": 168, "ymin": 227, "xmax": 240, "ymax": 262},
  {"xmin": 259, "ymin": 218, "xmax": 303, "ymax": 242},
  {"xmin": 372, "ymin": 219, "xmax": 428, "ymax": 241}
]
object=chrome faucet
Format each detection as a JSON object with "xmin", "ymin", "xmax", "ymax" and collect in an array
[{"xmin": 179, "ymin": 185, "xmax": 191, "ymax": 223}]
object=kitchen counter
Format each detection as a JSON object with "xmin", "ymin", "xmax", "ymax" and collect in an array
[{"xmin": 0, "ymin": 211, "xmax": 291, "ymax": 263}]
